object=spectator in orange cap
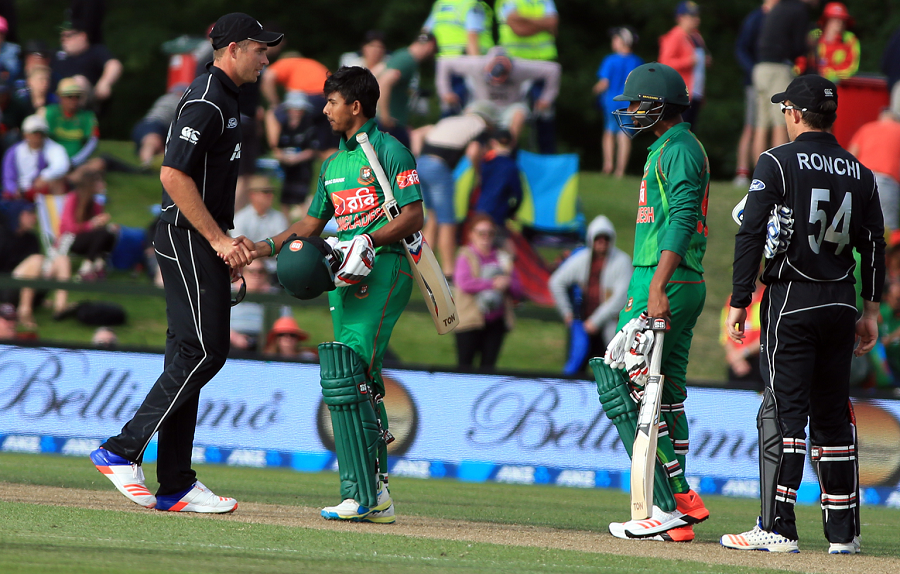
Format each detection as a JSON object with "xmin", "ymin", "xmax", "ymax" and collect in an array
[{"xmin": 263, "ymin": 315, "xmax": 318, "ymax": 360}]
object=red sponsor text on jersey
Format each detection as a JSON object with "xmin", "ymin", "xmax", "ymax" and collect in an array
[
  {"xmin": 396, "ymin": 169, "xmax": 420, "ymax": 189},
  {"xmin": 636, "ymin": 206, "xmax": 654, "ymax": 223},
  {"xmin": 332, "ymin": 186, "xmax": 379, "ymax": 216}
]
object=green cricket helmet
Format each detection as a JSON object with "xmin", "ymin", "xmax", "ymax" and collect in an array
[
  {"xmin": 612, "ymin": 62, "xmax": 690, "ymax": 138},
  {"xmin": 276, "ymin": 235, "xmax": 339, "ymax": 300}
]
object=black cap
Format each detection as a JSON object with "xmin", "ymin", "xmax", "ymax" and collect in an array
[
  {"xmin": 771, "ymin": 75, "xmax": 838, "ymax": 113},
  {"xmin": 209, "ymin": 13, "xmax": 284, "ymax": 50}
]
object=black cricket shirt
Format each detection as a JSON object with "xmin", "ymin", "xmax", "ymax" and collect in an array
[
  {"xmin": 160, "ymin": 64, "xmax": 242, "ymax": 232},
  {"xmin": 732, "ymin": 131, "xmax": 886, "ymax": 308}
]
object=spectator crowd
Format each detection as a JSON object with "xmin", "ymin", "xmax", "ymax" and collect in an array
[{"xmin": 1, "ymin": 1, "xmax": 900, "ymax": 381}]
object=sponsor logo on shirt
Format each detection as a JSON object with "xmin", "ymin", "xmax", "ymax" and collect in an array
[
  {"xmin": 636, "ymin": 206, "xmax": 654, "ymax": 224},
  {"xmin": 325, "ymin": 178, "xmax": 345, "ymax": 186},
  {"xmin": 358, "ymin": 166, "xmax": 375, "ymax": 185},
  {"xmin": 180, "ymin": 126, "xmax": 200, "ymax": 144},
  {"xmin": 230, "ymin": 143, "xmax": 242, "ymax": 161},
  {"xmin": 332, "ymin": 186, "xmax": 379, "ymax": 216},
  {"xmin": 396, "ymin": 169, "xmax": 420, "ymax": 189},
  {"xmin": 749, "ymin": 179, "xmax": 766, "ymax": 192},
  {"xmin": 638, "ymin": 180, "xmax": 647, "ymax": 206},
  {"xmin": 227, "ymin": 117, "xmax": 238, "ymax": 129}
]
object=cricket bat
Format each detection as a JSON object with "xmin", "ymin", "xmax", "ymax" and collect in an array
[
  {"xmin": 630, "ymin": 318, "xmax": 668, "ymax": 520},
  {"xmin": 356, "ymin": 132, "xmax": 459, "ymax": 335}
]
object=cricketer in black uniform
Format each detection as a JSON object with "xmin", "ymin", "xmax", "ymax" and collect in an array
[
  {"xmin": 723, "ymin": 75, "xmax": 885, "ymax": 553},
  {"xmin": 90, "ymin": 14, "xmax": 282, "ymax": 513}
]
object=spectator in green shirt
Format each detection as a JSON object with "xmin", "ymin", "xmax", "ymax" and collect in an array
[
  {"xmin": 376, "ymin": 32, "xmax": 437, "ymax": 149},
  {"xmin": 45, "ymin": 76, "xmax": 104, "ymax": 183}
]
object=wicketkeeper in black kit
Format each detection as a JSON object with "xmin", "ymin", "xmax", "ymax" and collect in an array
[
  {"xmin": 89, "ymin": 14, "xmax": 282, "ymax": 513},
  {"xmin": 722, "ymin": 75, "xmax": 885, "ymax": 553}
]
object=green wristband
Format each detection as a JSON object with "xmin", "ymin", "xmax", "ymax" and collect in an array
[{"xmin": 265, "ymin": 237, "xmax": 276, "ymax": 257}]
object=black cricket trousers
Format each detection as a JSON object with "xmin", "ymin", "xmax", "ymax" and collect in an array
[{"xmin": 103, "ymin": 222, "xmax": 231, "ymax": 496}]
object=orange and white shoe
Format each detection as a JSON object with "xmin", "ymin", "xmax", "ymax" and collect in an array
[
  {"xmin": 90, "ymin": 447, "xmax": 156, "ymax": 508},
  {"xmin": 155, "ymin": 481, "xmax": 237, "ymax": 514},
  {"xmin": 609, "ymin": 490, "xmax": 709, "ymax": 540}
]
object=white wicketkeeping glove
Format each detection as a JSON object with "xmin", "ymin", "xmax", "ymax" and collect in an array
[
  {"xmin": 764, "ymin": 205, "xmax": 794, "ymax": 259},
  {"xmin": 335, "ymin": 234, "xmax": 375, "ymax": 287},
  {"xmin": 604, "ymin": 312, "xmax": 649, "ymax": 369},
  {"xmin": 623, "ymin": 330, "xmax": 656, "ymax": 387}
]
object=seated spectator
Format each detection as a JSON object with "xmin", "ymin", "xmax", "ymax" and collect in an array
[
  {"xmin": 476, "ymin": 127, "xmax": 523, "ymax": 229},
  {"xmin": 414, "ymin": 103, "xmax": 493, "ymax": 277},
  {"xmin": 799, "ymin": 2, "xmax": 859, "ymax": 82},
  {"xmin": 231, "ymin": 175, "xmax": 288, "ymax": 275},
  {"xmin": 594, "ymin": 26, "xmax": 642, "ymax": 177},
  {"xmin": 22, "ymin": 39, "xmax": 51, "ymax": 78},
  {"xmin": 14, "ymin": 64, "xmax": 54, "ymax": 118},
  {"xmin": 0, "ymin": 15, "xmax": 20, "ymax": 84},
  {"xmin": 549, "ymin": 215, "xmax": 632, "ymax": 374},
  {"xmin": 720, "ymin": 285, "xmax": 765, "ymax": 389},
  {"xmin": 0, "ymin": 202, "xmax": 71, "ymax": 326},
  {"xmin": 338, "ymin": 30, "xmax": 388, "ymax": 77},
  {"xmin": 848, "ymin": 108, "xmax": 900, "ymax": 231},
  {"xmin": 131, "ymin": 83, "xmax": 186, "ymax": 168},
  {"xmin": 230, "ymin": 259, "xmax": 272, "ymax": 354},
  {"xmin": 0, "ymin": 302, "xmax": 19, "ymax": 340},
  {"xmin": 436, "ymin": 46, "xmax": 561, "ymax": 145},
  {"xmin": 2, "ymin": 114, "xmax": 69, "ymax": 200},
  {"xmin": 46, "ymin": 77, "xmax": 102, "ymax": 182},
  {"xmin": 453, "ymin": 214, "xmax": 522, "ymax": 370},
  {"xmin": 260, "ymin": 51, "xmax": 336, "ymax": 156},
  {"xmin": 265, "ymin": 92, "xmax": 319, "ymax": 221},
  {"xmin": 51, "ymin": 19, "xmax": 122, "ymax": 107},
  {"xmin": 60, "ymin": 169, "xmax": 116, "ymax": 281},
  {"xmin": 263, "ymin": 315, "xmax": 318, "ymax": 361},
  {"xmin": 92, "ymin": 326, "xmax": 117, "ymax": 348}
]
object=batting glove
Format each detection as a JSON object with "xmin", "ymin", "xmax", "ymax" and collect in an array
[
  {"xmin": 604, "ymin": 312, "xmax": 649, "ymax": 369},
  {"xmin": 764, "ymin": 205, "xmax": 794, "ymax": 259},
  {"xmin": 623, "ymin": 330, "xmax": 656, "ymax": 387},
  {"xmin": 335, "ymin": 234, "xmax": 375, "ymax": 287}
]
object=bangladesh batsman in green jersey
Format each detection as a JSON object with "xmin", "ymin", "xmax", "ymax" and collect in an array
[{"xmin": 308, "ymin": 118, "xmax": 423, "ymax": 394}]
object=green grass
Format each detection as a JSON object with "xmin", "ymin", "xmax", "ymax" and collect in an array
[
  {"xmin": 2, "ymin": 452, "xmax": 898, "ymax": 573},
  {"xmin": 32, "ymin": 143, "xmax": 751, "ymax": 381}
]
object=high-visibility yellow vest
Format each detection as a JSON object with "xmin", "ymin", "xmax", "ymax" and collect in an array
[
  {"xmin": 497, "ymin": 0, "xmax": 557, "ymax": 61},
  {"xmin": 478, "ymin": 1, "xmax": 495, "ymax": 54},
  {"xmin": 431, "ymin": 0, "xmax": 478, "ymax": 58}
]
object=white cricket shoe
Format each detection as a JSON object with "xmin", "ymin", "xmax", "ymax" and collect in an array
[
  {"xmin": 90, "ymin": 447, "xmax": 156, "ymax": 508},
  {"xmin": 355, "ymin": 482, "xmax": 395, "ymax": 524},
  {"xmin": 155, "ymin": 481, "xmax": 238, "ymax": 513},
  {"xmin": 609, "ymin": 506, "xmax": 692, "ymax": 539},
  {"xmin": 321, "ymin": 481, "xmax": 392, "ymax": 521},
  {"xmin": 828, "ymin": 536, "xmax": 860, "ymax": 554},
  {"xmin": 720, "ymin": 518, "xmax": 799, "ymax": 552}
]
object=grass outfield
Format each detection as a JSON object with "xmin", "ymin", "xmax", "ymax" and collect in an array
[
  {"xmin": 1, "ymin": 453, "xmax": 899, "ymax": 573},
  {"xmin": 31, "ymin": 142, "xmax": 749, "ymax": 382}
]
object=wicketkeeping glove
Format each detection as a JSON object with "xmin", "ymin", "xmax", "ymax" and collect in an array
[
  {"xmin": 764, "ymin": 205, "xmax": 794, "ymax": 259},
  {"xmin": 604, "ymin": 312, "xmax": 649, "ymax": 369},
  {"xmin": 334, "ymin": 234, "xmax": 375, "ymax": 287}
]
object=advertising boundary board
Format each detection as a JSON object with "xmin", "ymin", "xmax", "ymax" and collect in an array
[{"xmin": 1, "ymin": 344, "xmax": 899, "ymax": 508}]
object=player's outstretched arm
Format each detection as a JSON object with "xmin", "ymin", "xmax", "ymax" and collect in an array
[{"xmin": 251, "ymin": 215, "xmax": 328, "ymax": 259}]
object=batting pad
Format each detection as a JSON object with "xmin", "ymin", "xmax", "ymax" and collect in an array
[
  {"xmin": 590, "ymin": 358, "xmax": 677, "ymax": 512},
  {"xmin": 319, "ymin": 342, "xmax": 380, "ymax": 509}
]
